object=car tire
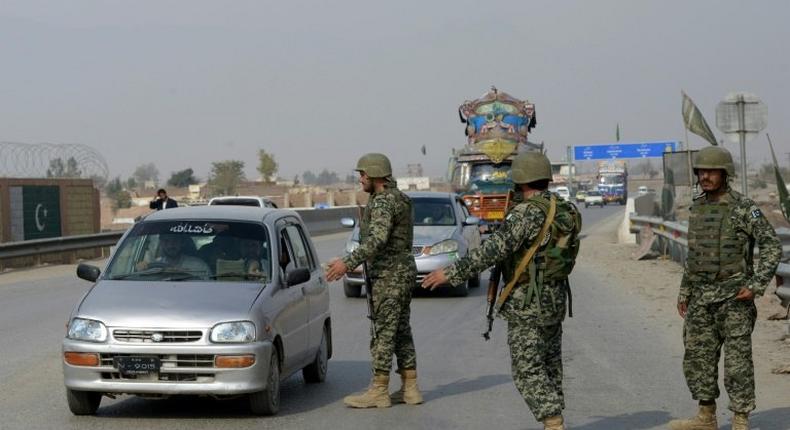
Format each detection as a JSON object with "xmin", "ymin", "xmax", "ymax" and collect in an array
[
  {"xmin": 303, "ymin": 326, "xmax": 329, "ymax": 383},
  {"xmin": 585, "ymin": 203, "xmax": 589, "ymax": 208},
  {"xmin": 249, "ymin": 350, "xmax": 280, "ymax": 415},
  {"xmin": 343, "ymin": 280, "xmax": 362, "ymax": 298},
  {"xmin": 467, "ymin": 273, "xmax": 480, "ymax": 288},
  {"xmin": 66, "ymin": 389, "xmax": 101, "ymax": 415}
]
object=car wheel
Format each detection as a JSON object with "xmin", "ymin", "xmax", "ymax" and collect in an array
[
  {"xmin": 467, "ymin": 273, "xmax": 480, "ymax": 288},
  {"xmin": 66, "ymin": 389, "xmax": 101, "ymax": 415},
  {"xmin": 249, "ymin": 350, "xmax": 280, "ymax": 415},
  {"xmin": 303, "ymin": 325, "xmax": 329, "ymax": 383},
  {"xmin": 343, "ymin": 280, "xmax": 362, "ymax": 298},
  {"xmin": 585, "ymin": 203, "xmax": 589, "ymax": 208}
]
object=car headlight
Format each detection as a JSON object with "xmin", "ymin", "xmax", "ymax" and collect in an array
[
  {"xmin": 210, "ymin": 321, "xmax": 256, "ymax": 343},
  {"xmin": 428, "ymin": 239, "xmax": 459, "ymax": 255},
  {"xmin": 345, "ymin": 240, "xmax": 359, "ymax": 254},
  {"xmin": 67, "ymin": 318, "xmax": 108, "ymax": 342}
]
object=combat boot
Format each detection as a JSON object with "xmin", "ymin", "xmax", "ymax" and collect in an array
[
  {"xmin": 667, "ymin": 404, "xmax": 717, "ymax": 430},
  {"xmin": 731, "ymin": 412, "xmax": 749, "ymax": 430},
  {"xmin": 389, "ymin": 369, "xmax": 424, "ymax": 405},
  {"xmin": 542, "ymin": 415, "xmax": 565, "ymax": 430},
  {"xmin": 343, "ymin": 374, "xmax": 391, "ymax": 408}
]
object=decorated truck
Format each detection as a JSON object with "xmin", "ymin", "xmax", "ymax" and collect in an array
[
  {"xmin": 448, "ymin": 87, "xmax": 542, "ymax": 231},
  {"xmin": 596, "ymin": 160, "xmax": 628, "ymax": 205}
]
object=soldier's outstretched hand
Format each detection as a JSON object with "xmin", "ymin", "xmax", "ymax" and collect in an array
[
  {"xmin": 325, "ymin": 258, "xmax": 348, "ymax": 282},
  {"xmin": 734, "ymin": 287, "xmax": 755, "ymax": 301},
  {"xmin": 422, "ymin": 269, "xmax": 448, "ymax": 290}
]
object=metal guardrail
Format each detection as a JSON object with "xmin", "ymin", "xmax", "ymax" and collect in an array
[
  {"xmin": 629, "ymin": 214, "xmax": 790, "ymax": 309},
  {"xmin": 0, "ymin": 207, "xmax": 358, "ymax": 265}
]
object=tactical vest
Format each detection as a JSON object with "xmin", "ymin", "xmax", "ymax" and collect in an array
[
  {"xmin": 686, "ymin": 196, "xmax": 748, "ymax": 283},
  {"xmin": 359, "ymin": 184, "xmax": 414, "ymax": 275}
]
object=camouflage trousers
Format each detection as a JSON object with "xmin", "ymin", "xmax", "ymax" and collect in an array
[
  {"xmin": 683, "ymin": 298, "xmax": 757, "ymax": 413},
  {"xmin": 369, "ymin": 277, "xmax": 417, "ymax": 374},
  {"xmin": 507, "ymin": 320, "xmax": 565, "ymax": 422}
]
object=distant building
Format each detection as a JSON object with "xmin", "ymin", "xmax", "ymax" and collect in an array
[{"xmin": 396, "ymin": 177, "xmax": 430, "ymax": 191}]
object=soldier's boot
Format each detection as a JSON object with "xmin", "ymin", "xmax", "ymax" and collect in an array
[
  {"xmin": 389, "ymin": 369, "xmax": 424, "ymax": 405},
  {"xmin": 343, "ymin": 374, "xmax": 391, "ymax": 408},
  {"xmin": 542, "ymin": 415, "xmax": 565, "ymax": 430},
  {"xmin": 731, "ymin": 412, "xmax": 749, "ymax": 430},
  {"xmin": 667, "ymin": 404, "xmax": 718, "ymax": 430}
]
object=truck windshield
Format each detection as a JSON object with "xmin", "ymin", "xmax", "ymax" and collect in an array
[
  {"xmin": 470, "ymin": 163, "xmax": 511, "ymax": 183},
  {"xmin": 105, "ymin": 221, "xmax": 271, "ymax": 283}
]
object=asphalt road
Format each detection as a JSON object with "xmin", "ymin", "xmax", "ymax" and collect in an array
[{"xmin": 1, "ymin": 204, "xmax": 787, "ymax": 430}]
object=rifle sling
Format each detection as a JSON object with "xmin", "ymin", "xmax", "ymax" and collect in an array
[{"xmin": 495, "ymin": 195, "xmax": 557, "ymax": 312}]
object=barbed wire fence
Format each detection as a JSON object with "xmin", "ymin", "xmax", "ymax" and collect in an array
[{"xmin": 0, "ymin": 142, "xmax": 109, "ymax": 184}]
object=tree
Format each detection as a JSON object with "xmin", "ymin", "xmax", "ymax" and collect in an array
[
  {"xmin": 316, "ymin": 169, "xmax": 340, "ymax": 185},
  {"xmin": 302, "ymin": 170, "xmax": 317, "ymax": 185},
  {"xmin": 167, "ymin": 168, "xmax": 198, "ymax": 188},
  {"xmin": 256, "ymin": 150, "xmax": 278, "ymax": 182},
  {"xmin": 46, "ymin": 157, "xmax": 82, "ymax": 178},
  {"xmin": 104, "ymin": 177, "xmax": 132, "ymax": 210},
  {"xmin": 133, "ymin": 163, "xmax": 159, "ymax": 186},
  {"xmin": 126, "ymin": 177, "xmax": 137, "ymax": 190},
  {"xmin": 209, "ymin": 160, "xmax": 246, "ymax": 196},
  {"xmin": 293, "ymin": 175, "xmax": 300, "ymax": 185}
]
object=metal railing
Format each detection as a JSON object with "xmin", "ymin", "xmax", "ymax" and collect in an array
[
  {"xmin": 0, "ymin": 207, "xmax": 359, "ymax": 267},
  {"xmin": 629, "ymin": 214, "xmax": 790, "ymax": 310}
]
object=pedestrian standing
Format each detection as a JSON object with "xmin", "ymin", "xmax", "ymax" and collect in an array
[
  {"xmin": 422, "ymin": 152, "xmax": 581, "ymax": 430},
  {"xmin": 325, "ymin": 153, "xmax": 423, "ymax": 408},
  {"xmin": 149, "ymin": 188, "xmax": 178, "ymax": 210},
  {"xmin": 668, "ymin": 146, "xmax": 781, "ymax": 430}
]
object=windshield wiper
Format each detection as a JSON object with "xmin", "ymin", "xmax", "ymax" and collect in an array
[
  {"xmin": 108, "ymin": 268, "xmax": 208, "ymax": 280},
  {"xmin": 209, "ymin": 272, "xmax": 268, "ymax": 281}
]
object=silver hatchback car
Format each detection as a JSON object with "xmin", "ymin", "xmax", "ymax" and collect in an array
[
  {"xmin": 63, "ymin": 206, "xmax": 331, "ymax": 416},
  {"xmin": 342, "ymin": 192, "xmax": 481, "ymax": 297}
]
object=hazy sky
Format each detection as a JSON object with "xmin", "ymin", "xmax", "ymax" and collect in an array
[{"xmin": 1, "ymin": 1, "xmax": 788, "ymax": 182}]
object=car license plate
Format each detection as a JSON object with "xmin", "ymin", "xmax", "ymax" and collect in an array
[
  {"xmin": 114, "ymin": 356, "xmax": 161, "ymax": 375},
  {"xmin": 487, "ymin": 211, "xmax": 504, "ymax": 219}
]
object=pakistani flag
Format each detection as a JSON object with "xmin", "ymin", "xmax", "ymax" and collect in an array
[
  {"xmin": 9, "ymin": 186, "xmax": 62, "ymax": 241},
  {"xmin": 681, "ymin": 91, "xmax": 718, "ymax": 146},
  {"xmin": 768, "ymin": 135, "xmax": 790, "ymax": 222}
]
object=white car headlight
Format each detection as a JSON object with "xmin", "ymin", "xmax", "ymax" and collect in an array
[
  {"xmin": 429, "ymin": 239, "xmax": 459, "ymax": 255},
  {"xmin": 346, "ymin": 240, "xmax": 360, "ymax": 254},
  {"xmin": 67, "ymin": 318, "xmax": 108, "ymax": 342},
  {"xmin": 210, "ymin": 321, "xmax": 256, "ymax": 343}
]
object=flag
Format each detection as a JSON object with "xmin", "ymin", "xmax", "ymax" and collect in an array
[
  {"xmin": 681, "ymin": 91, "xmax": 718, "ymax": 146},
  {"xmin": 767, "ymin": 134, "xmax": 790, "ymax": 222},
  {"xmin": 616, "ymin": 123, "xmax": 620, "ymax": 142},
  {"xmin": 420, "ymin": 144, "xmax": 426, "ymax": 155}
]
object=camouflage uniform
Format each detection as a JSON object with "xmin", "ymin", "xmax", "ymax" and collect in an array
[
  {"xmin": 343, "ymin": 180, "xmax": 418, "ymax": 373},
  {"xmin": 446, "ymin": 190, "xmax": 581, "ymax": 422},
  {"xmin": 679, "ymin": 188, "xmax": 781, "ymax": 413}
]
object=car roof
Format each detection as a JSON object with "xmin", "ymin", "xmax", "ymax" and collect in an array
[
  {"xmin": 405, "ymin": 191, "xmax": 456, "ymax": 200},
  {"xmin": 210, "ymin": 196, "xmax": 270, "ymax": 202},
  {"xmin": 143, "ymin": 206, "xmax": 295, "ymax": 223}
]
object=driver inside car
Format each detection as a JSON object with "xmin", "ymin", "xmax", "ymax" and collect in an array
[{"xmin": 135, "ymin": 233, "xmax": 211, "ymax": 278}]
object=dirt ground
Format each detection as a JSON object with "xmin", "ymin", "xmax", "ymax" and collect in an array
[{"xmin": 582, "ymin": 213, "xmax": 790, "ymax": 399}]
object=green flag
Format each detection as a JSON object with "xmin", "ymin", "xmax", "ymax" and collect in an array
[
  {"xmin": 616, "ymin": 123, "xmax": 620, "ymax": 142},
  {"xmin": 681, "ymin": 91, "xmax": 718, "ymax": 146},
  {"xmin": 767, "ymin": 134, "xmax": 790, "ymax": 222}
]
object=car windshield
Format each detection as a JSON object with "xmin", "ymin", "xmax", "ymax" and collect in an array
[
  {"xmin": 105, "ymin": 220, "xmax": 271, "ymax": 283},
  {"xmin": 211, "ymin": 199, "xmax": 261, "ymax": 207},
  {"xmin": 413, "ymin": 198, "xmax": 456, "ymax": 226}
]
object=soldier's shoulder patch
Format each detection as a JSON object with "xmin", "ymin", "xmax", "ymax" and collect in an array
[{"xmin": 751, "ymin": 208, "xmax": 762, "ymax": 218}]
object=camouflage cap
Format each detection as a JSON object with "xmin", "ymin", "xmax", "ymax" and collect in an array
[
  {"xmin": 511, "ymin": 151, "xmax": 553, "ymax": 184},
  {"xmin": 355, "ymin": 153, "xmax": 392, "ymax": 178}
]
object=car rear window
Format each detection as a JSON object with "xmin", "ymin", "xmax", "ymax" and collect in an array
[
  {"xmin": 211, "ymin": 199, "xmax": 261, "ymax": 207},
  {"xmin": 105, "ymin": 220, "xmax": 271, "ymax": 283}
]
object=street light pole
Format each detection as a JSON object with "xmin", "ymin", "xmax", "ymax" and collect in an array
[{"xmin": 737, "ymin": 95, "xmax": 748, "ymax": 196}]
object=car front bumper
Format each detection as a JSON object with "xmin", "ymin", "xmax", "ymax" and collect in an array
[{"xmin": 62, "ymin": 338, "xmax": 274, "ymax": 395}]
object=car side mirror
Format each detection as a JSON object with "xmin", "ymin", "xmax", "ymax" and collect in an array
[
  {"xmin": 340, "ymin": 217, "xmax": 356, "ymax": 228},
  {"xmin": 77, "ymin": 263, "xmax": 101, "ymax": 282},
  {"xmin": 463, "ymin": 216, "xmax": 480, "ymax": 226},
  {"xmin": 286, "ymin": 267, "xmax": 311, "ymax": 286}
]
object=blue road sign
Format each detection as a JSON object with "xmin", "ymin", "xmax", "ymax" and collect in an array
[{"xmin": 573, "ymin": 141, "xmax": 678, "ymax": 161}]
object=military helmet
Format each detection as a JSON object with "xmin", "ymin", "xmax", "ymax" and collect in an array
[
  {"xmin": 355, "ymin": 153, "xmax": 392, "ymax": 178},
  {"xmin": 511, "ymin": 151, "xmax": 553, "ymax": 184},
  {"xmin": 693, "ymin": 146, "xmax": 735, "ymax": 177}
]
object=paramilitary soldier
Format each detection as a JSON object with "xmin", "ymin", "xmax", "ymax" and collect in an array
[
  {"xmin": 668, "ymin": 146, "xmax": 781, "ymax": 430},
  {"xmin": 423, "ymin": 152, "xmax": 581, "ymax": 430},
  {"xmin": 325, "ymin": 153, "xmax": 423, "ymax": 408}
]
